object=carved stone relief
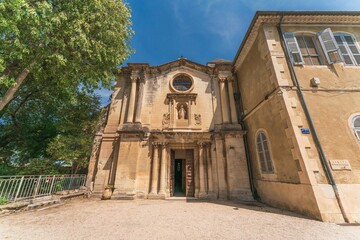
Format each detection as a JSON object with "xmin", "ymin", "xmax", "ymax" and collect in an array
[
  {"xmin": 194, "ymin": 114, "xmax": 202, "ymax": 125},
  {"xmin": 162, "ymin": 113, "xmax": 170, "ymax": 127}
]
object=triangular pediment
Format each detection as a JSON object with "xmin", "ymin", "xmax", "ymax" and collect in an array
[{"xmin": 118, "ymin": 58, "xmax": 232, "ymax": 78}]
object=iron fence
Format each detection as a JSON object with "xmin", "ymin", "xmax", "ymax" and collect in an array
[{"xmin": 0, "ymin": 174, "xmax": 86, "ymax": 203}]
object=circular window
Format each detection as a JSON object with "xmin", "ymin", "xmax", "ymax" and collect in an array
[{"xmin": 172, "ymin": 75, "xmax": 193, "ymax": 92}]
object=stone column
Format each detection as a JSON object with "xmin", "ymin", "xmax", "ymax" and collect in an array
[
  {"xmin": 134, "ymin": 78, "xmax": 145, "ymax": 123},
  {"xmin": 227, "ymin": 77, "xmax": 238, "ymax": 124},
  {"xmin": 198, "ymin": 142, "xmax": 207, "ymax": 197},
  {"xmin": 219, "ymin": 77, "xmax": 230, "ymax": 124},
  {"xmin": 158, "ymin": 143, "xmax": 167, "ymax": 196},
  {"xmin": 194, "ymin": 145, "xmax": 200, "ymax": 197},
  {"xmin": 170, "ymin": 99, "xmax": 175, "ymax": 128},
  {"xmin": 188, "ymin": 100, "xmax": 192, "ymax": 126},
  {"xmin": 126, "ymin": 76, "xmax": 137, "ymax": 123},
  {"xmin": 206, "ymin": 144, "xmax": 214, "ymax": 194},
  {"xmin": 149, "ymin": 143, "xmax": 160, "ymax": 195}
]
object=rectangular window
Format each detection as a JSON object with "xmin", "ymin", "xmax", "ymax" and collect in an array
[
  {"xmin": 296, "ymin": 35, "xmax": 322, "ymax": 65},
  {"xmin": 335, "ymin": 34, "xmax": 360, "ymax": 66},
  {"xmin": 284, "ymin": 32, "xmax": 323, "ymax": 65}
]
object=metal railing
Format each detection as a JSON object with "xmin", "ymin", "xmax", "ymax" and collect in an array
[{"xmin": 0, "ymin": 174, "xmax": 86, "ymax": 203}]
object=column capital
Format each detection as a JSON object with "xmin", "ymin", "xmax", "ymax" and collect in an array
[
  {"xmin": 218, "ymin": 76, "xmax": 227, "ymax": 83},
  {"xmin": 159, "ymin": 142, "xmax": 168, "ymax": 147},
  {"xmin": 152, "ymin": 142, "xmax": 160, "ymax": 147},
  {"xmin": 227, "ymin": 76, "xmax": 234, "ymax": 82},
  {"xmin": 130, "ymin": 75, "xmax": 139, "ymax": 83},
  {"xmin": 218, "ymin": 75, "xmax": 234, "ymax": 83},
  {"xmin": 217, "ymin": 70, "xmax": 232, "ymax": 83}
]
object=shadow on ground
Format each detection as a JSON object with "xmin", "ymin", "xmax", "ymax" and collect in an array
[{"xmin": 176, "ymin": 197, "xmax": 315, "ymax": 221}]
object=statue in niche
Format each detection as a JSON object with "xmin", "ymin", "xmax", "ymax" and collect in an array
[{"xmin": 178, "ymin": 104, "xmax": 187, "ymax": 120}]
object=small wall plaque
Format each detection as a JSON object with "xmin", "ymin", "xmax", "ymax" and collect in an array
[
  {"xmin": 301, "ymin": 128, "xmax": 310, "ymax": 134},
  {"xmin": 329, "ymin": 160, "xmax": 352, "ymax": 171}
]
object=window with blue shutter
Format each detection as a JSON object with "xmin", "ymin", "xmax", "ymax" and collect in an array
[
  {"xmin": 296, "ymin": 35, "xmax": 323, "ymax": 65},
  {"xmin": 317, "ymin": 28, "xmax": 343, "ymax": 64},
  {"xmin": 334, "ymin": 33, "xmax": 360, "ymax": 66},
  {"xmin": 284, "ymin": 32, "xmax": 305, "ymax": 65}
]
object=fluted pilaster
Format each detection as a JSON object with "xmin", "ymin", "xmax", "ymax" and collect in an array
[
  {"xmin": 134, "ymin": 78, "xmax": 145, "ymax": 123},
  {"xmin": 206, "ymin": 143, "xmax": 213, "ymax": 194},
  {"xmin": 149, "ymin": 142, "xmax": 160, "ymax": 195},
  {"xmin": 126, "ymin": 76, "xmax": 138, "ymax": 123},
  {"xmin": 227, "ymin": 77, "xmax": 238, "ymax": 124},
  {"xmin": 158, "ymin": 142, "xmax": 168, "ymax": 195},
  {"xmin": 198, "ymin": 142, "xmax": 207, "ymax": 197},
  {"xmin": 219, "ymin": 77, "xmax": 230, "ymax": 124}
]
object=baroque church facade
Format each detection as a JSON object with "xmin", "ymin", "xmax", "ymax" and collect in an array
[{"xmin": 87, "ymin": 11, "xmax": 360, "ymax": 223}]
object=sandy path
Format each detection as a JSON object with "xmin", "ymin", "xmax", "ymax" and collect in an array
[{"xmin": 1, "ymin": 198, "xmax": 359, "ymax": 240}]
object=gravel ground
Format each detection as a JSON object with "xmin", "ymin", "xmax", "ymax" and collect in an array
[{"xmin": 1, "ymin": 198, "xmax": 359, "ymax": 240}]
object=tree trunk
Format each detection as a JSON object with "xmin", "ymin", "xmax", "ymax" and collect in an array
[{"xmin": 0, "ymin": 67, "xmax": 31, "ymax": 111}]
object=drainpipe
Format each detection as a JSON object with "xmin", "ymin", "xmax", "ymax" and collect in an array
[{"xmin": 277, "ymin": 15, "xmax": 349, "ymax": 223}]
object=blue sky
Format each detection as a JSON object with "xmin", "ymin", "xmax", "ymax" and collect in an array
[{"xmin": 98, "ymin": 0, "xmax": 360, "ymax": 105}]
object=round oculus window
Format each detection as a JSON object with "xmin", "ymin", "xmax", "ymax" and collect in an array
[{"xmin": 172, "ymin": 76, "xmax": 193, "ymax": 92}]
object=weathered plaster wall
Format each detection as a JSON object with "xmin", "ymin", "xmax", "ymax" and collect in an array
[{"xmin": 234, "ymin": 23, "xmax": 345, "ymax": 222}]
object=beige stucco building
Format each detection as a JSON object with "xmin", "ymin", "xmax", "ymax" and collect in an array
[{"xmin": 88, "ymin": 11, "xmax": 360, "ymax": 223}]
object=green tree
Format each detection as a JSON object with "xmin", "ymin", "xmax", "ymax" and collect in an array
[
  {"xmin": 0, "ymin": 0, "xmax": 133, "ymax": 110},
  {"xmin": 46, "ymin": 93, "xmax": 101, "ymax": 174},
  {"xmin": 0, "ymin": 77, "xmax": 102, "ymax": 175}
]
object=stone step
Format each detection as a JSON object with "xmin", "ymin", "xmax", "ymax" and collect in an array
[
  {"xmin": 166, "ymin": 197, "xmax": 198, "ymax": 201},
  {"xmin": 27, "ymin": 199, "xmax": 62, "ymax": 210}
]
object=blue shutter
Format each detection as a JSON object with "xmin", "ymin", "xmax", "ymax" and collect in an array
[
  {"xmin": 284, "ymin": 32, "xmax": 304, "ymax": 65},
  {"xmin": 318, "ymin": 28, "xmax": 342, "ymax": 64}
]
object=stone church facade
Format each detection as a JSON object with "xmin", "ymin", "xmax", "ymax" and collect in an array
[
  {"xmin": 88, "ymin": 11, "xmax": 360, "ymax": 223},
  {"xmin": 87, "ymin": 59, "xmax": 253, "ymax": 201}
]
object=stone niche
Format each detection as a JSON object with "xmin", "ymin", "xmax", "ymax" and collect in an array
[{"xmin": 163, "ymin": 93, "xmax": 200, "ymax": 130}]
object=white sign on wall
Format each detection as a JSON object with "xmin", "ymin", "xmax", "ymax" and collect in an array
[{"xmin": 329, "ymin": 160, "xmax": 352, "ymax": 171}]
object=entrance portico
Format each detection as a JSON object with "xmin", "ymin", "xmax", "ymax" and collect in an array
[{"xmin": 148, "ymin": 132, "xmax": 213, "ymax": 199}]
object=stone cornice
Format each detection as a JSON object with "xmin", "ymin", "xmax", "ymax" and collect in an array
[
  {"xmin": 166, "ymin": 93, "xmax": 197, "ymax": 102},
  {"xmin": 119, "ymin": 58, "xmax": 213, "ymax": 77},
  {"xmin": 152, "ymin": 132, "xmax": 213, "ymax": 142},
  {"xmin": 233, "ymin": 12, "xmax": 360, "ymax": 70}
]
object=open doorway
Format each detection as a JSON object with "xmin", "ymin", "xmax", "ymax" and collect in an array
[
  {"xmin": 171, "ymin": 149, "xmax": 194, "ymax": 197},
  {"xmin": 174, "ymin": 159, "xmax": 186, "ymax": 196}
]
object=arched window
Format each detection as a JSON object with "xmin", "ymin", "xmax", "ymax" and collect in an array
[
  {"xmin": 352, "ymin": 116, "xmax": 360, "ymax": 140},
  {"xmin": 256, "ymin": 131, "xmax": 274, "ymax": 173}
]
